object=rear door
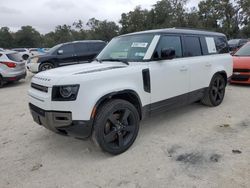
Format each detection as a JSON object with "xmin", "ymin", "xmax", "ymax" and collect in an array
[
  {"xmin": 57, "ymin": 44, "xmax": 77, "ymax": 66},
  {"xmin": 182, "ymin": 35, "xmax": 208, "ymax": 93},
  {"xmin": 149, "ymin": 35, "xmax": 190, "ymax": 112}
]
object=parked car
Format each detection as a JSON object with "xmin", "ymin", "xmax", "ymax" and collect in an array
[
  {"xmin": 29, "ymin": 48, "xmax": 46, "ymax": 56},
  {"xmin": 26, "ymin": 40, "xmax": 106, "ymax": 73},
  {"xmin": 12, "ymin": 48, "xmax": 31, "ymax": 60},
  {"xmin": 0, "ymin": 51, "xmax": 26, "ymax": 87},
  {"xmin": 28, "ymin": 28, "xmax": 232, "ymax": 154},
  {"xmin": 231, "ymin": 42, "xmax": 250, "ymax": 84},
  {"xmin": 0, "ymin": 48, "xmax": 4, "ymax": 52},
  {"xmin": 228, "ymin": 39, "xmax": 249, "ymax": 53}
]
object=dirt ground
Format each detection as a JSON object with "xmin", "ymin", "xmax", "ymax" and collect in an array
[{"xmin": 0, "ymin": 73, "xmax": 250, "ymax": 188}]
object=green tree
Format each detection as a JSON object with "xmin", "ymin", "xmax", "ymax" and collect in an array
[
  {"xmin": 0, "ymin": 27, "xmax": 14, "ymax": 48},
  {"xmin": 87, "ymin": 18, "xmax": 119, "ymax": 41},
  {"xmin": 14, "ymin": 26, "xmax": 42, "ymax": 47}
]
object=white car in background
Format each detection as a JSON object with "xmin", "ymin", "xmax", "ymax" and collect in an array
[
  {"xmin": 0, "ymin": 51, "xmax": 26, "ymax": 87},
  {"xmin": 12, "ymin": 48, "xmax": 31, "ymax": 60}
]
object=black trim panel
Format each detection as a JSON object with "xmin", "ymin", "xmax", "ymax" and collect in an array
[
  {"xmin": 142, "ymin": 88, "xmax": 207, "ymax": 117},
  {"xmin": 142, "ymin": 69, "xmax": 151, "ymax": 93}
]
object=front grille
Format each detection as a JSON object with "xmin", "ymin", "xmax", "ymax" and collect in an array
[
  {"xmin": 233, "ymin": 69, "xmax": 250, "ymax": 73},
  {"xmin": 31, "ymin": 83, "xmax": 48, "ymax": 93},
  {"xmin": 29, "ymin": 103, "xmax": 45, "ymax": 116},
  {"xmin": 231, "ymin": 75, "xmax": 250, "ymax": 81}
]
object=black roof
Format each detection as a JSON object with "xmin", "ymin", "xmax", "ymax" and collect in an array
[
  {"xmin": 63, "ymin": 40, "xmax": 105, "ymax": 45},
  {"xmin": 120, "ymin": 28, "xmax": 226, "ymax": 37}
]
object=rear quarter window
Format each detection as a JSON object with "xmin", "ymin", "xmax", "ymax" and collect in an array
[
  {"xmin": 214, "ymin": 37, "xmax": 229, "ymax": 54},
  {"xmin": 6, "ymin": 53, "xmax": 22, "ymax": 62}
]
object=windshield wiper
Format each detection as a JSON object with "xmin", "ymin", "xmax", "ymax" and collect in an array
[{"xmin": 101, "ymin": 58, "xmax": 129, "ymax": 65}]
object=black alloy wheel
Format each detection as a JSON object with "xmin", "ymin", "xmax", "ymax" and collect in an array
[
  {"xmin": 92, "ymin": 99, "xmax": 139, "ymax": 155},
  {"xmin": 201, "ymin": 74, "xmax": 226, "ymax": 106},
  {"xmin": 39, "ymin": 62, "xmax": 54, "ymax": 72}
]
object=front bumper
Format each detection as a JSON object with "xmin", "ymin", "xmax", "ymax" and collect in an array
[
  {"xmin": 231, "ymin": 73, "xmax": 250, "ymax": 84},
  {"xmin": 29, "ymin": 103, "xmax": 93, "ymax": 138}
]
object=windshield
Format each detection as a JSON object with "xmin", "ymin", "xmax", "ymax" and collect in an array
[
  {"xmin": 234, "ymin": 43, "xmax": 250, "ymax": 56},
  {"xmin": 97, "ymin": 34, "xmax": 155, "ymax": 62},
  {"xmin": 48, "ymin": 44, "xmax": 62, "ymax": 54}
]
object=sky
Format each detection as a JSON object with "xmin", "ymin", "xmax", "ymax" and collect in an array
[{"xmin": 0, "ymin": 0, "xmax": 202, "ymax": 34}]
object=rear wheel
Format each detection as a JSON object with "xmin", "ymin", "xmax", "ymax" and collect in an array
[
  {"xmin": 201, "ymin": 74, "xmax": 226, "ymax": 107},
  {"xmin": 0, "ymin": 76, "xmax": 4, "ymax": 88},
  {"xmin": 39, "ymin": 62, "xmax": 54, "ymax": 72},
  {"xmin": 92, "ymin": 99, "xmax": 140, "ymax": 155}
]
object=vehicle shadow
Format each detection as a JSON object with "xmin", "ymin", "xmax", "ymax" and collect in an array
[
  {"xmin": 0, "ymin": 80, "xmax": 26, "ymax": 89},
  {"xmin": 33, "ymin": 102, "xmax": 205, "ymax": 159}
]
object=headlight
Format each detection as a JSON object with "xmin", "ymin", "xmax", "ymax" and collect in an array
[{"xmin": 52, "ymin": 85, "xmax": 80, "ymax": 101}]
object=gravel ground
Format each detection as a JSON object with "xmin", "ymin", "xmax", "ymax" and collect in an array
[{"xmin": 0, "ymin": 73, "xmax": 250, "ymax": 188}]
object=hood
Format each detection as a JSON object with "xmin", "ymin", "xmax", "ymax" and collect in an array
[
  {"xmin": 31, "ymin": 62, "xmax": 126, "ymax": 87},
  {"xmin": 233, "ymin": 56, "xmax": 250, "ymax": 69}
]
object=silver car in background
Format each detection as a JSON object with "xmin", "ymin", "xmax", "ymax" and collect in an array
[{"xmin": 0, "ymin": 51, "xmax": 26, "ymax": 87}]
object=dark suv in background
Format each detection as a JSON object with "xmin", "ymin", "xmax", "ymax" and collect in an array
[
  {"xmin": 26, "ymin": 40, "xmax": 106, "ymax": 73},
  {"xmin": 228, "ymin": 39, "xmax": 249, "ymax": 53}
]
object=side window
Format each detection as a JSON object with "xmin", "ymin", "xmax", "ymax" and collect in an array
[
  {"xmin": 59, "ymin": 44, "xmax": 74, "ymax": 55},
  {"xmin": 89, "ymin": 43, "xmax": 106, "ymax": 52},
  {"xmin": 153, "ymin": 35, "xmax": 182, "ymax": 59},
  {"xmin": 74, "ymin": 43, "xmax": 88, "ymax": 54},
  {"xmin": 214, "ymin": 37, "xmax": 229, "ymax": 54},
  {"xmin": 183, "ymin": 36, "xmax": 202, "ymax": 57}
]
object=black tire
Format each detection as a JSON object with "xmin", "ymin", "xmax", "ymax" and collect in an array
[
  {"xmin": 92, "ymin": 99, "xmax": 140, "ymax": 155},
  {"xmin": 39, "ymin": 62, "xmax": 54, "ymax": 72},
  {"xmin": 0, "ymin": 76, "xmax": 4, "ymax": 88},
  {"xmin": 201, "ymin": 74, "xmax": 226, "ymax": 107},
  {"xmin": 22, "ymin": 54, "xmax": 29, "ymax": 60}
]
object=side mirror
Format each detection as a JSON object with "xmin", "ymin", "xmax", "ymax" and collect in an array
[
  {"xmin": 57, "ymin": 50, "xmax": 63, "ymax": 55},
  {"xmin": 161, "ymin": 48, "xmax": 176, "ymax": 60}
]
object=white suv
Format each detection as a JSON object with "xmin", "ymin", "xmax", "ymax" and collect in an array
[{"xmin": 28, "ymin": 28, "xmax": 233, "ymax": 155}]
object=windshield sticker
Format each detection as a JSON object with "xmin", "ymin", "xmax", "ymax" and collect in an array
[
  {"xmin": 131, "ymin": 42, "xmax": 148, "ymax": 48},
  {"xmin": 205, "ymin": 37, "xmax": 217, "ymax": 53}
]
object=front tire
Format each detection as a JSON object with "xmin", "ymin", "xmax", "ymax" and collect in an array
[
  {"xmin": 201, "ymin": 74, "xmax": 226, "ymax": 107},
  {"xmin": 39, "ymin": 62, "xmax": 54, "ymax": 72},
  {"xmin": 92, "ymin": 99, "xmax": 140, "ymax": 155}
]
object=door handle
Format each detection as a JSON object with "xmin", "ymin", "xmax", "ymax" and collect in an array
[
  {"xmin": 205, "ymin": 63, "xmax": 212, "ymax": 67},
  {"xmin": 179, "ymin": 66, "xmax": 188, "ymax": 72}
]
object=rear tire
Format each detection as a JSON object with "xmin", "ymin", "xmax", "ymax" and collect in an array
[
  {"xmin": 201, "ymin": 74, "xmax": 226, "ymax": 107},
  {"xmin": 39, "ymin": 62, "xmax": 54, "ymax": 72},
  {"xmin": 92, "ymin": 99, "xmax": 140, "ymax": 155},
  {"xmin": 0, "ymin": 76, "xmax": 4, "ymax": 88}
]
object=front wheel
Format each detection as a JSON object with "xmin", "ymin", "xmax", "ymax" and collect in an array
[
  {"xmin": 201, "ymin": 74, "xmax": 226, "ymax": 107},
  {"xmin": 39, "ymin": 62, "xmax": 54, "ymax": 72},
  {"xmin": 92, "ymin": 99, "xmax": 140, "ymax": 155}
]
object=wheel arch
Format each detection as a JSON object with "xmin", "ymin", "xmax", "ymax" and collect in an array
[
  {"xmin": 214, "ymin": 70, "xmax": 228, "ymax": 84},
  {"xmin": 91, "ymin": 90, "xmax": 143, "ymax": 120}
]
